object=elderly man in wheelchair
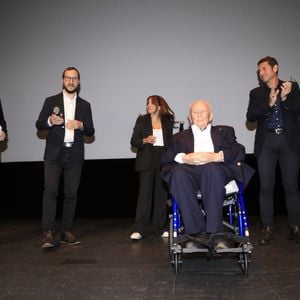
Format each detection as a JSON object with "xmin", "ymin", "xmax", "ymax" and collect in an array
[{"xmin": 161, "ymin": 99, "xmax": 254, "ymax": 253}]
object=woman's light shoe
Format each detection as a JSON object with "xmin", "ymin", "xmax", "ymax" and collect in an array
[
  {"xmin": 161, "ymin": 231, "xmax": 169, "ymax": 238},
  {"xmin": 130, "ymin": 232, "xmax": 142, "ymax": 240}
]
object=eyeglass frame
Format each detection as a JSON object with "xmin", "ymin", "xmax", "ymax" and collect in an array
[{"xmin": 64, "ymin": 76, "xmax": 79, "ymax": 81}]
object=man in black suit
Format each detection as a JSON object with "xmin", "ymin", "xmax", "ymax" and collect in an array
[
  {"xmin": 161, "ymin": 100, "xmax": 254, "ymax": 249},
  {"xmin": 247, "ymin": 56, "xmax": 300, "ymax": 245},
  {"xmin": 0, "ymin": 99, "xmax": 7, "ymax": 142},
  {"xmin": 0, "ymin": 99, "xmax": 8, "ymax": 163},
  {"xmin": 36, "ymin": 66, "xmax": 95, "ymax": 248}
]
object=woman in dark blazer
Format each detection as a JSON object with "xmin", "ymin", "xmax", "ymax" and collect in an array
[{"xmin": 130, "ymin": 95, "xmax": 175, "ymax": 240}]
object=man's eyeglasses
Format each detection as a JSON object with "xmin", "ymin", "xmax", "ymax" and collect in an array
[{"xmin": 64, "ymin": 76, "xmax": 79, "ymax": 81}]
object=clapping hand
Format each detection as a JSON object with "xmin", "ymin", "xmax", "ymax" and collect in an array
[{"xmin": 280, "ymin": 81, "xmax": 292, "ymax": 101}]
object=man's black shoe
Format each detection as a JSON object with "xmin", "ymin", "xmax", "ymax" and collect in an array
[
  {"xmin": 174, "ymin": 234, "xmax": 190, "ymax": 245},
  {"xmin": 185, "ymin": 241, "xmax": 207, "ymax": 249},
  {"xmin": 213, "ymin": 236, "xmax": 230, "ymax": 251},
  {"xmin": 259, "ymin": 226, "xmax": 273, "ymax": 245},
  {"xmin": 289, "ymin": 226, "xmax": 300, "ymax": 242},
  {"xmin": 186, "ymin": 233, "xmax": 213, "ymax": 248}
]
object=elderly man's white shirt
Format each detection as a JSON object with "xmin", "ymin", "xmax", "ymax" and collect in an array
[{"xmin": 175, "ymin": 123, "xmax": 214, "ymax": 163}]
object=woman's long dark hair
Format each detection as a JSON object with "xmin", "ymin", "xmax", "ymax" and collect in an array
[{"xmin": 146, "ymin": 95, "xmax": 175, "ymax": 123}]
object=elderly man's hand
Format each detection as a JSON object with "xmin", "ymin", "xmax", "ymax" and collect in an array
[{"xmin": 182, "ymin": 152, "xmax": 224, "ymax": 165}]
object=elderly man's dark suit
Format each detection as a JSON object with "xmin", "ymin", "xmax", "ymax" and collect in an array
[
  {"xmin": 161, "ymin": 125, "xmax": 254, "ymax": 235},
  {"xmin": 246, "ymin": 81, "xmax": 300, "ymax": 228},
  {"xmin": 36, "ymin": 92, "xmax": 95, "ymax": 232},
  {"xmin": 131, "ymin": 114, "xmax": 174, "ymax": 235}
]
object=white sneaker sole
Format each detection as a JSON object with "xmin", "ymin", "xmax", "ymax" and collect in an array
[
  {"xmin": 60, "ymin": 240, "xmax": 81, "ymax": 246},
  {"xmin": 161, "ymin": 231, "xmax": 169, "ymax": 238},
  {"xmin": 41, "ymin": 242, "xmax": 54, "ymax": 248},
  {"xmin": 130, "ymin": 232, "xmax": 142, "ymax": 240}
]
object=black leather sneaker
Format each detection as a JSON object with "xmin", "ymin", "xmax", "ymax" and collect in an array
[
  {"xmin": 289, "ymin": 226, "xmax": 300, "ymax": 242},
  {"xmin": 259, "ymin": 226, "xmax": 273, "ymax": 245}
]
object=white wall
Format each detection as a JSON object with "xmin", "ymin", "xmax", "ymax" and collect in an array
[{"xmin": 1, "ymin": 0, "xmax": 300, "ymax": 162}]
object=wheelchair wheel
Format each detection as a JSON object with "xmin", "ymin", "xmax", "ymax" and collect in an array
[
  {"xmin": 239, "ymin": 252, "xmax": 249, "ymax": 275},
  {"xmin": 172, "ymin": 253, "xmax": 182, "ymax": 275}
]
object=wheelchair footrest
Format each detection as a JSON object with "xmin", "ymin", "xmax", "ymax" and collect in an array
[
  {"xmin": 172, "ymin": 233, "xmax": 253, "ymax": 255},
  {"xmin": 172, "ymin": 243, "xmax": 253, "ymax": 254},
  {"xmin": 214, "ymin": 243, "xmax": 253, "ymax": 254},
  {"xmin": 182, "ymin": 247, "xmax": 209, "ymax": 253}
]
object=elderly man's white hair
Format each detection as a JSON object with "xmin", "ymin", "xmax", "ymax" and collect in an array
[{"xmin": 188, "ymin": 99, "xmax": 213, "ymax": 124}]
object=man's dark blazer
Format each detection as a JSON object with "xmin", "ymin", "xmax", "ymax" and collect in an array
[
  {"xmin": 0, "ymin": 99, "xmax": 7, "ymax": 134},
  {"xmin": 130, "ymin": 114, "xmax": 174, "ymax": 171},
  {"xmin": 36, "ymin": 92, "xmax": 95, "ymax": 161},
  {"xmin": 161, "ymin": 125, "xmax": 254, "ymax": 187},
  {"xmin": 247, "ymin": 81, "xmax": 300, "ymax": 156}
]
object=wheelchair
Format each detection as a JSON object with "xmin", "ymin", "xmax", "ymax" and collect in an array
[{"xmin": 168, "ymin": 179, "xmax": 253, "ymax": 275}]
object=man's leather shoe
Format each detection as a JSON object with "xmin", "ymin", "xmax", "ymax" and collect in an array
[
  {"xmin": 41, "ymin": 230, "xmax": 56, "ymax": 248},
  {"xmin": 186, "ymin": 233, "xmax": 213, "ymax": 248},
  {"xmin": 289, "ymin": 226, "xmax": 300, "ymax": 242},
  {"xmin": 259, "ymin": 226, "xmax": 273, "ymax": 245},
  {"xmin": 213, "ymin": 237, "xmax": 230, "ymax": 251},
  {"xmin": 185, "ymin": 241, "xmax": 207, "ymax": 249}
]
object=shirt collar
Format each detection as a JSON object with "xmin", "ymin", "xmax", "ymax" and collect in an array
[
  {"xmin": 63, "ymin": 90, "xmax": 77, "ymax": 102},
  {"xmin": 191, "ymin": 123, "xmax": 211, "ymax": 135}
]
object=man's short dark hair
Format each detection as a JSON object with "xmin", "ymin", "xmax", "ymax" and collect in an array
[
  {"xmin": 62, "ymin": 66, "xmax": 81, "ymax": 80},
  {"xmin": 257, "ymin": 56, "xmax": 278, "ymax": 68}
]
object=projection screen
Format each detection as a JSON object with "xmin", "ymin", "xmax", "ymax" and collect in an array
[{"xmin": 1, "ymin": 0, "xmax": 300, "ymax": 162}]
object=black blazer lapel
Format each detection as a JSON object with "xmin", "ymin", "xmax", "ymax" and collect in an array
[
  {"xmin": 186, "ymin": 129, "xmax": 194, "ymax": 153},
  {"xmin": 211, "ymin": 126, "xmax": 222, "ymax": 151},
  {"xmin": 74, "ymin": 97, "xmax": 81, "ymax": 120}
]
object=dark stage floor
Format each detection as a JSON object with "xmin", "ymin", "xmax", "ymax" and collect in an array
[{"xmin": 0, "ymin": 214, "xmax": 300, "ymax": 299}]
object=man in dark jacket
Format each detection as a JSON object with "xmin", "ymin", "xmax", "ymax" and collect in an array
[
  {"xmin": 36, "ymin": 67, "xmax": 95, "ymax": 248},
  {"xmin": 246, "ymin": 56, "xmax": 300, "ymax": 245}
]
